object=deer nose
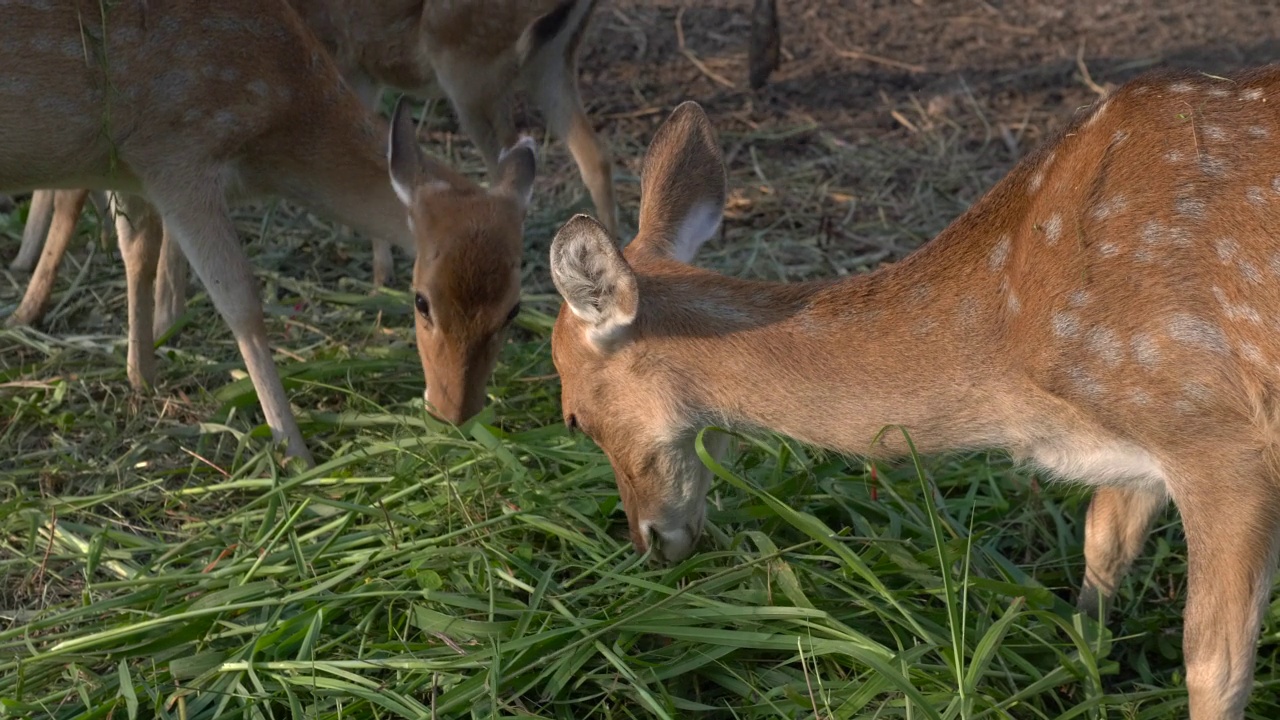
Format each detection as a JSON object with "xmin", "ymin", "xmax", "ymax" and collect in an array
[{"xmin": 638, "ymin": 520, "xmax": 701, "ymax": 563}]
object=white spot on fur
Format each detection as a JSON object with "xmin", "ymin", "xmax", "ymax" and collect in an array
[
  {"xmin": 1200, "ymin": 156, "xmax": 1229, "ymax": 177},
  {"xmin": 1165, "ymin": 149, "xmax": 1184, "ymax": 163},
  {"xmin": 988, "ymin": 234, "xmax": 1011, "ymax": 271},
  {"xmin": 1204, "ymin": 126, "xmax": 1227, "ymax": 142},
  {"xmin": 1166, "ymin": 314, "xmax": 1228, "ymax": 353},
  {"xmin": 1213, "ymin": 286, "xmax": 1263, "ymax": 323},
  {"xmin": 1067, "ymin": 367, "xmax": 1103, "ymax": 398},
  {"xmin": 1128, "ymin": 387, "xmax": 1152, "ymax": 405},
  {"xmin": 1006, "ymin": 290, "xmax": 1021, "ymax": 315},
  {"xmin": 1169, "ymin": 81, "xmax": 1195, "ymax": 94},
  {"xmin": 1044, "ymin": 215, "xmax": 1063, "ymax": 244},
  {"xmin": 1216, "ymin": 237, "xmax": 1239, "ymax": 262},
  {"xmin": 1131, "ymin": 333, "xmax": 1161, "ymax": 368},
  {"xmin": 1208, "ymin": 87, "xmax": 1230, "ymax": 98},
  {"xmin": 1175, "ymin": 196, "xmax": 1206, "ymax": 218},
  {"xmin": 1238, "ymin": 341, "xmax": 1266, "ymax": 365},
  {"xmin": 1029, "ymin": 171, "xmax": 1044, "ymax": 193},
  {"xmin": 1069, "ymin": 290, "xmax": 1090, "ymax": 308},
  {"xmin": 1243, "ymin": 88, "xmax": 1264, "ymax": 101},
  {"xmin": 1248, "ymin": 187, "xmax": 1268, "ymax": 206},
  {"xmin": 1053, "ymin": 311, "xmax": 1080, "ymax": 338},
  {"xmin": 1099, "ymin": 242, "xmax": 1120, "ymax": 257},
  {"xmin": 1181, "ymin": 381, "xmax": 1214, "ymax": 405},
  {"xmin": 1112, "ymin": 130, "xmax": 1129, "ymax": 144},
  {"xmin": 1249, "ymin": 126, "xmax": 1269, "ymax": 139},
  {"xmin": 1087, "ymin": 326, "xmax": 1124, "ymax": 366},
  {"xmin": 954, "ymin": 297, "xmax": 980, "ymax": 330},
  {"xmin": 1092, "ymin": 195, "xmax": 1127, "ymax": 220},
  {"xmin": 1240, "ymin": 260, "xmax": 1263, "ymax": 284}
]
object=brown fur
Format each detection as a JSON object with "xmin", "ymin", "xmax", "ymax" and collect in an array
[
  {"xmin": 550, "ymin": 68, "xmax": 1280, "ymax": 718},
  {"xmin": 0, "ymin": 0, "xmax": 535, "ymax": 465},
  {"xmin": 8, "ymin": 0, "xmax": 612, "ymax": 326}
]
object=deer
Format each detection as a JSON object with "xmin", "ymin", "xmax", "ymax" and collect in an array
[
  {"xmin": 5, "ymin": 0, "xmax": 614, "ymax": 338},
  {"xmin": 2, "ymin": 0, "xmax": 540, "ymax": 467},
  {"xmin": 547, "ymin": 67, "xmax": 1280, "ymax": 719}
]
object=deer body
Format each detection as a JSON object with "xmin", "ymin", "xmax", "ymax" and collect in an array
[
  {"xmin": 550, "ymin": 68, "xmax": 1280, "ymax": 718},
  {"xmin": 7, "ymin": 0, "xmax": 610, "ymax": 333},
  {"xmin": 1, "ymin": 0, "xmax": 536, "ymax": 464}
]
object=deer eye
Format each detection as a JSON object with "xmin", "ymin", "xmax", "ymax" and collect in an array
[
  {"xmin": 414, "ymin": 292, "xmax": 430, "ymax": 319},
  {"xmin": 505, "ymin": 301, "xmax": 521, "ymax": 325}
]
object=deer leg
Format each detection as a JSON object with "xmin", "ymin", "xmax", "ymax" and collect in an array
[
  {"xmin": 346, "ymin": 71, "xmax": 397, "ymax": 288},
  {"xmin": 1174, "ymin": 461, "xmax": 1280, "ymax": 719},
  {"xmin": 527, "ymin": 58, "xmax": 617, "ymax": 237},
  {"xmin": 6, "ymin": 189, "xmax": 91, "ymax": 328},
  {"xmin": 109, "ymin": 192, "xmax": 163, "ymax": 389},
  {"xmin": 149, "ymin": 180, "xmax": 313, "ymax": 466},
  {"xmin": 10, "ymin": 189, "xmax": 56, "ymax": 271},
  {"xmin": 1077, "ymin": 484, "xmax": 1169, "ymax": 619},
  {"xmin": 152, "ymin": 222, "xmax": 188, "ymax": 339}
]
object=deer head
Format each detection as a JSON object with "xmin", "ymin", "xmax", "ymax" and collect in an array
[
  {"xmin": 388, "ymin": 97, "xmax": 536, "ymax": 424},
  {"xmin": 550, "ymin": 102, "xmax": 729, "ymax": 561}
]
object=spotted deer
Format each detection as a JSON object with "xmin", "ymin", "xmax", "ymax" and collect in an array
[
  {"xmin": 549, "ymin": 68, "xmax": 1280, "ymax": 718},
  {"xmin": 7, "ymin": 0, "xmax": 612, "ymax": 336},
  {"xmin": 2, "ymin": 0, "xmax": 538, "ymax": 466}
]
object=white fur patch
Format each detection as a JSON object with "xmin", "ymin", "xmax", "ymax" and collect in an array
[
  {"xmin": 671, "ymin": 201, "xmax": 723, "ymax": 263},
  {"xmin": 1024, "ymin": 435, "xmax": 1166, "ymax": 490}
]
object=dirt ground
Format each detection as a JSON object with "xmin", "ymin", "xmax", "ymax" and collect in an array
[{"xmin": 512, "ymin": 0, "xmax": 1280, "ymax": 287}]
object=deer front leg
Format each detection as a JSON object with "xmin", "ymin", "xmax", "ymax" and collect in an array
[
  {"xmin": 151, "ymin": 179, "xmax": 313, "ymax": 466},
  {"xmin": 1077, "ymin": 484, "xmax": 1169, "ymax": 620},
  {"xmin": 1175, "ymin": 465, "xmax": 1280, "ymax": 719}
]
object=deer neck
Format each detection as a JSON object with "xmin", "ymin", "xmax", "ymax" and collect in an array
[{"xmin": 642, "ymin": 229, "xmax": 1025, "ymax": 459}]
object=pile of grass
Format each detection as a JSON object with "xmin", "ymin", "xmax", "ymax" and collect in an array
[{"xmin": 4, "ymin": 108, "xmax": 1280, "ymax": 719}]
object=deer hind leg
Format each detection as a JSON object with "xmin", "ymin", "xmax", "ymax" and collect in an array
[
  {"xmin": 148, "ymin": 177, "xmax": 313, "ymax": 466},
  {"xmin": 1172, "ymin": 458, "xmax": 1280, "ymax": 720},
  {"xmin": 152, "ymin": 223, "xmax": 188, "ymax": 339},
  {"xmin": 9, "ymin": 189, "xmax": 56, "ymax": 272},
  {"xmin": 1077, "ymin": 484, "xmax": 1169, "ymax": 619},
  {"xmin": 525, "ymin": 52, "xmax": 617, "ymax": 237},
  {"xmin": 6, "ymin": 189, "xmax": 91, "ymax": 328},
  {"xmin": 345, "ymin": 70, "xmax": 397, "ymax": 289},
  {"xmin": 109, "ymin": 192, "xmax": 164, "ymax": 390}
]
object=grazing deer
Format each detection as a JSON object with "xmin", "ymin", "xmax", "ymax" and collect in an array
[
  {"xmin": 2, "ymin": 0, "xmax": 537, "ymax": 466},
  {"xmin": 7, "ymin": 0, "xmax": 612, "ymax": 335},
  {"xmin": 548, "ymin": 68, "xmax": 1280, "ymax": 718}
]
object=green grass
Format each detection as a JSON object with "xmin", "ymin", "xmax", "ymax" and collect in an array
[{"xmin": 5, "ymin": 136, "xmax": 1280, "ymax": 719}]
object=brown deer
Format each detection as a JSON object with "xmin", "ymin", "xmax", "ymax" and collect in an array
[
  {"xmin": 1, "ymin": 0, "xmax": 538, "ymax": 466},
  {"xmin": 7, "ymin": 0, "xmax": 613, "ymax": 336},
  {"xmin": 548, "ymin": 69, "xmax": 1280, "ymax": 718}
]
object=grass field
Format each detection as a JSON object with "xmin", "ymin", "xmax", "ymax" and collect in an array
[{"xmin": 7, "ymin": 1, "xmax": 1280, "ymax": 717}]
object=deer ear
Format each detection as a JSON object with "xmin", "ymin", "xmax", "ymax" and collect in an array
[
  {"xmin": 388, "ymin": 96, "xmax": 471, "ymax": 206},
  {"xmin": 387, "ymin": 96, "xmax": 424, "ymax": 206},
  {"xmin": 495, "ymin": 135, "xmax": 538, "ymax": 210},
  {"xmin": 551, "ymin": 214, "xmax": 638, "ymax": 351},
  {"xmin": 632, "ymin": 101, "xmax": 727, "ymax": 263}
]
